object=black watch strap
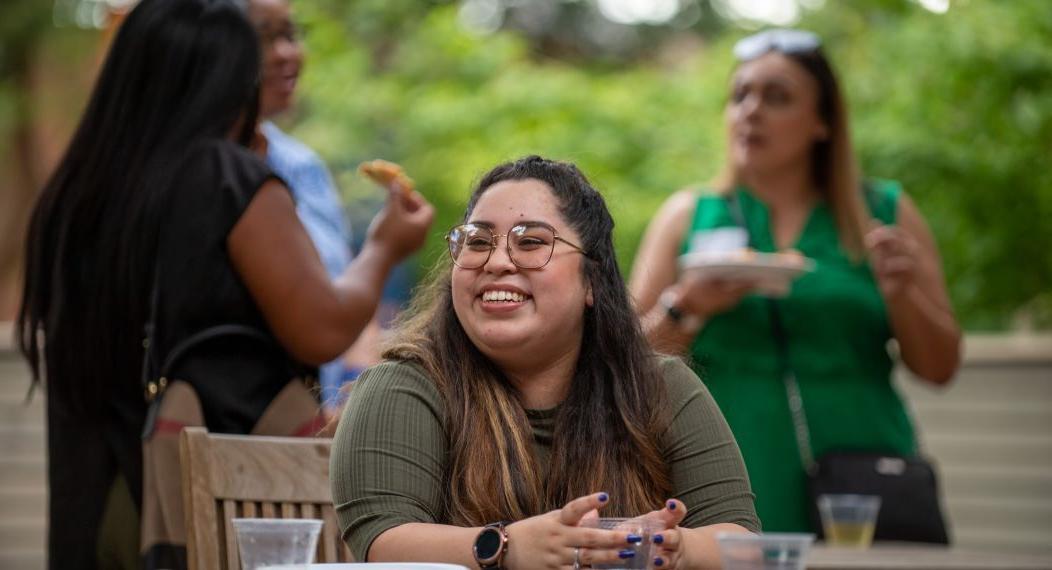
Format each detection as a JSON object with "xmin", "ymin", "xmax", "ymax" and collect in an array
[
  {"xmin": 666, "ymin": 303, "xmax": 687, "ymax": 322},
  {"xmin": 659, "ymin": 289, "xmax": 703, "ymax": 334}
]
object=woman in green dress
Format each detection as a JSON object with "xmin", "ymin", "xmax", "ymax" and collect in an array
[{"xmin": 629, "ymin": 29, "xmax": 961, "ymax": 533}]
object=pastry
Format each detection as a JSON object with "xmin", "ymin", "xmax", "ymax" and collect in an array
[{"xmin": 357, "ymin": 159, "xmax": 415, "ymax": 194}]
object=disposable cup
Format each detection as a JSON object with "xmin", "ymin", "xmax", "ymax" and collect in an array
[
  {"xmin": 231, "ymin": 518, "xmax": 322, "ymax": 570},
  {"xmin": 716, "ymin": 532, "xmax": 814, "ymax": 570},
  {"xmin": 817, "ymin": 494, "xmax": 881, "ymax": 548},
  {"xmin": 580, "ymin": 517, "xmax": 664, "ymax": 570}
]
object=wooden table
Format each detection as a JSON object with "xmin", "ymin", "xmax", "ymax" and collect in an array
[{"xmin": 809, "ymin": 544, "xmax": 1052, "ymax": 569}]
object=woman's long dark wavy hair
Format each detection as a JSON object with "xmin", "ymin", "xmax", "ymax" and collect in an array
[
  {"xmin": 385, "ymin": 156, "xmax": 672, "ymax": 524},
  {"xmin": 17, "ymin": 0, "xmax": 261, "ymax": 420}
]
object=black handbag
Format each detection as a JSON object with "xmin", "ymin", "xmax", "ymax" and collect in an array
[
  {"xmin": 725, "ymin": 191, "xmax": 950, "ymax": 544},
  {"xmin": 771, "ymin": 300, "xmax": 950, "ymax": 544},
  {"xmin": 806, "ymin": 451, "xmax": 949, "ymax": 543}
]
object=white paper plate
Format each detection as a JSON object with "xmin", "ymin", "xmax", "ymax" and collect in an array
[{"xmin": 678, "ymin": 252, "xmax": 815, "ymax": 296}]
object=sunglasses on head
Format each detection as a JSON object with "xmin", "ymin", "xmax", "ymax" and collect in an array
[{"xmin": 733, "ymin": 28, "xmax": 821, "ymax": 61}]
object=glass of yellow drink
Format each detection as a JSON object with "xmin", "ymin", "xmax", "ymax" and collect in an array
[{"xmin": 817, "ymin": 494, "xmax": 881, "ymax": 549}]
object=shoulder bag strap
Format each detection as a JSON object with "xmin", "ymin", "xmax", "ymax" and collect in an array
[
  {"xmin": 724, "ymin": 191, "xmax": 817, "ymax": 474},
  {"xmin": 140, "ymin": 253, "xmax": 284, "ymax": 439},
  {"xmin": 141, "ymin": 255, "xmax": 162, "ymax": 403}
]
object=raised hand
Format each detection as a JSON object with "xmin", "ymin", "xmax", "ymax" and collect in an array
[
  {"xmin": 366, "ymin": 183, "xmax": 435, "ymax": 265},
  {"xmin": 864, "ymin": 223, "xmax": 919, "ymax": 300}
]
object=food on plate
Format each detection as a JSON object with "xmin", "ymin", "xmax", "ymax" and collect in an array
[
  {"xmin": 677, "ymin": 248, "xmax": 816, "ymax": 297},
  {"xmin": 725, "ymin": 247, "xmax": 758, "ymax": 261},
  {"xmin": 722, "ymin": 247, "xmax": 808, "ymax": 267},
  {"xmin": 357, "ymin": 159, "xmax": 415, "ymax": 194},
  {"xmin": 773, "ymin": 249, "xmax": 807, "ymax": 267}
]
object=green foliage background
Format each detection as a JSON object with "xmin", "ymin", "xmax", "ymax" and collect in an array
[
  {"xmin": 3, "ymin": 0, "xmax": 1048, "ymax": 329},
  {"xmin": 282, "ymin": 0, "xmax": 1050, "ymax": 330}
]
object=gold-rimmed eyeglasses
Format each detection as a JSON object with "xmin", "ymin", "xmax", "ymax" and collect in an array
[{"xmin": 445, "ymin": 222, "xmax": 588, "ymax": 269}]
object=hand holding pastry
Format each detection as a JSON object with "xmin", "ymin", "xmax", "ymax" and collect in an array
[
  {"xmin": 360, "ymin": 159, "xmax": 433, "ymax": 262},
  {"xmin": 358, "ymin": 159, "xmax": 415, "ymax": 195}
]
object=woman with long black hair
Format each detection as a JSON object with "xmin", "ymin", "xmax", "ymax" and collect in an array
[{"xmin": 17, "ymin": 0, "xmax": 432, "ymax": 567}]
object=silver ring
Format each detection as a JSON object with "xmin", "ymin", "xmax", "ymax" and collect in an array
[{"xmin": 573, "ymin": 546, "xmax": 582, "ymax": 570}]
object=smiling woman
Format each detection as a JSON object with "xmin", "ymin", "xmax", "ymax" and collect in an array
[
  {"xmin": 450, "ymin": 180, "xmax": 595, "ymax": 373},
  {"xmin": 248, "ymin": 0, "xmax": 303, "ymax": 117},
  {"xmin": 330, "ymin": 156, "xmax": 759, "ymax": 570}
]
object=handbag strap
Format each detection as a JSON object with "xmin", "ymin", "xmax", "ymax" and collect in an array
[
  {"xmin": 724, "ymin": 191, "xmax": 817, "ymax": 474},
  {"xmin": 767, "ymin": 301, "xmax": 817, "ymax": 474},
  {"xmin": 140, "ymin": 256, "xmax": 163, "ymax": 401},
  {"xmin": 140, "ymin": 245, "xmax": 288, "ymax": 439}
]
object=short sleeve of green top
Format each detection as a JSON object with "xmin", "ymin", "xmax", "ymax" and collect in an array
[
  {"xmin": 330, "ymin": 357, "xmax": 760, "ymax": 560},
  {"xmin": 680, "ymin": 180, "xmax": 916, "ymax": 532}
]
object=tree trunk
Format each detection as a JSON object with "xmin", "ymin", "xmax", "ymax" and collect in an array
[{"xmin": 0, "ymin": 47, "xmax": 41, "ymax": 321}]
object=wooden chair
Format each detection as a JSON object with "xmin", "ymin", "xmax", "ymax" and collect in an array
[{"xmin": 179, "ymin": 427, "xmax": 354, "ymax": 570}]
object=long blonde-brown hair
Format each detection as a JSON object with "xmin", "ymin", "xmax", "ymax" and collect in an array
[
  {"xmin": 715, "ymin": 42, "xmax": 870, "ymax": 257},
  {"xmin": 385, "ymin": 156, "xmax": 671, "ymax": 525}
]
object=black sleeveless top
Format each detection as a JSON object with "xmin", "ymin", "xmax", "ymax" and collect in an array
[
  {"xmin": 46, "ymin": 139, "xmax": 312, "ymax": 569},
  {"xmin": 152, "ymin": 139, "xmax": 313, "ymax": 433}
]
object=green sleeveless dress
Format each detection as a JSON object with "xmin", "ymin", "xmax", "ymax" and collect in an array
[{"xmin": 682, "ymin": 181, "xmax": 917, "ymax": 532}]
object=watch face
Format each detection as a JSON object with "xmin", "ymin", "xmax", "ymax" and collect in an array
[{"xmin": 474, "ymin": 527, "xmax": 502, "ymax": 561}]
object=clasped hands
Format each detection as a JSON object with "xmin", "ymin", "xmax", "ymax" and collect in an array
[{"xmin": 501, "ymin": 492, "xmax": 690, "ymax": 570}]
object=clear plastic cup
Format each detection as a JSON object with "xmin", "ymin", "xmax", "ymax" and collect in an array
[
  {"xmin": 231, "ymin": 518, "xmax": 322, "ymax": 570},
  {"xmin": 580, "ymin": 517, "xmax": 665, "ymax": 570},
  {"xmin": 716, "ymin": 532, "xmax": 814, "ymax": 570},
  {"xmin": 816, "ymin": 494, "xmax": 881, "ymax": 549}
]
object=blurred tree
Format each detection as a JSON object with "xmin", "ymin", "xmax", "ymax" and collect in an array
[
  {"xmin": 0, "ymin": 0, "xmax": 52, "ymax": 318},
  {"xmin": 0, "ymin": 1, "xmax": 103, "ymax": 319},
  {"xmin": 823, "ymin": 0, "xmax": 1052, "ymax": 328},
  {"xmin": 286, "ymin": 0, "xmax": 1050, "ymax": 330},
  {"xmin": 4, "ymin": 0, "xmax": 1047, "ymax": 329}
]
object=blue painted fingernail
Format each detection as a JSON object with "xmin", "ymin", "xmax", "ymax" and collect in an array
[
  {"xmin": 654, "ymin": 556, "xmax": 665, "ymax": 567},
  {"xmin": 618, "ymin": 549, "xmax": 636, "ymax": 559},
  {"xmin": 598, "ymin": 492, "xmax": 609, "ymax": 502},
  {"xmin": 653, "ymin": 534, "xmax": 664, "ymax": 544},
  {"xmin": 626, "ymin": 534, "xmax": 642, "ymax": 544},
  {"xmin": 667, "ymin": 501, "xmax": 676, "ymax": 511}
]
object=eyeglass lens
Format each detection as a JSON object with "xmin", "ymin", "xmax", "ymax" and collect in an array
[{"xmin": 448, "ymin": 224, "xmax": 557, "ymax": 269}]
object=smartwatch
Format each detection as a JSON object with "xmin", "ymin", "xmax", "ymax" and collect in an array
[
  {"xmin": 660, "ymin": 288, "xmax": 704, "ymax": 334},
  {"xmin": 473, "ymin": 521, "xmax": 509, "ymax": 569}
]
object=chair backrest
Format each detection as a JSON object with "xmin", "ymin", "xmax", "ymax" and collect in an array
[{"xmin": 179, "ymin": 427, "xmax": 354, "ymax": 570}]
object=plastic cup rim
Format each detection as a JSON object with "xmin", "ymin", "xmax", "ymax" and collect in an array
[
  {"xmin": 715, "ymin": 531, "xmax": 816, "ymax": 544},
  {"xmin": 817, "ymin": 493, "xmax": 882, "ymax": 504},
  {"xmin": 581, "ymin": 516, "xmax": 664, "ymax": 530},
  {"xmin": 231, "ymin": 518, "xmax": 324, "ymax": 533}
]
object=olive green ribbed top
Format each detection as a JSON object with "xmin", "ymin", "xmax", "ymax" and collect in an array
[{"xmin": 330, "ymin": 357, "xmax": 760, "ymax": 560}]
